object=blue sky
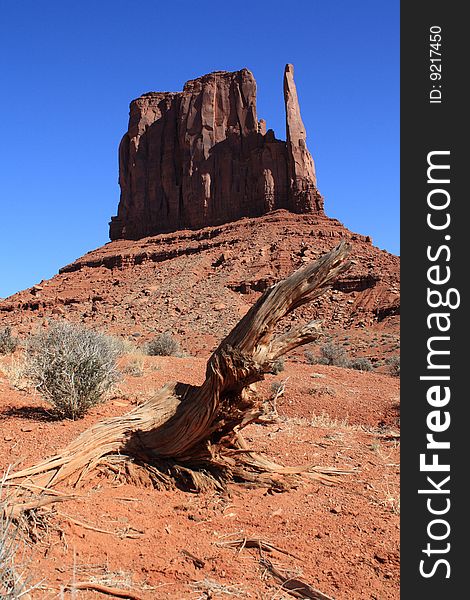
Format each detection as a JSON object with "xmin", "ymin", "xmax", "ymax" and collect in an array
[{"xmin": 0, "ymin": 0, "xmax": 399, "ymax": 298}]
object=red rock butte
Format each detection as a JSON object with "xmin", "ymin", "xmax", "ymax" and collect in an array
[{"xmin": 109, "ymin": 64, "xmax": 323, "ymax": 240}]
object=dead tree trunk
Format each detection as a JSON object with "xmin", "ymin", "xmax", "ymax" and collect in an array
[{"xmin": 6, "ymin": 242, "xmax": 351, "ymax": 496}]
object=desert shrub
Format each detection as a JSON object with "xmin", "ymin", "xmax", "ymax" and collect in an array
[
  {"xmin": 305, "ymin": 343, "xmax": 373, "ymax": 370},
  {"xmin": 308, "ymin": 385, "xmax": 336, "ymax": 397},
  {"xmin": 316, "ymin": 342, "xmax": 350, "ymax": 367},
  {"xmin": 146, "ymin": 332, "xmax": 181, "ymax": 357},
  {"xmin": 386, "ymin": 355, "xmax": 400, "ymax": 377},
  {"xmin": 25, "ymin": 321, "xmax": 121, "ymax": 419},
  {"xmin": 0, "ymin": 328, "xmax": 17, "ymax": 355},
  {"xmin": 271, "ymin": 357, "xmax": 285, "ymax": 374},
  {"xmin": 349, "ymin": 357, "xmax": 373, "ymax": 372},
  {"xmin": 123, "ymin": 356, "xmax": 145, "ymax": 377},
  {"xmin": 304, "ymin": 350, "xmax": 317, "ymax": 365},
  {"xmin": 105, "ymin": 335, "xmax": 139, "ymax": 355}
]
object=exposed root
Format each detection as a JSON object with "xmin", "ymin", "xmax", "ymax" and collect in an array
[
  {"xmin": 64, "ymin": 581, "xmax": 145, "ymax": 599},
  {"xmin": 98, "ymin": 443, "xmax": 351, "ymax": 495},
  {"xmin": 216, "ymin": 536, "xmax": 303, "ymax": 560},
  {"xmin": 261, "ymin": 557, "xmax": 335, "ymax": 600}
]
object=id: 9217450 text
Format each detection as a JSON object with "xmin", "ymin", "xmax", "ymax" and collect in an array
[{"xmin": 429, "ymin": 25, "xmax": 443, "ymax": 104}]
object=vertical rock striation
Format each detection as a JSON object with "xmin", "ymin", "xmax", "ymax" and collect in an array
[{"xmin": 110, "ymin": 65, "xmax": 323, "ymax": 240}]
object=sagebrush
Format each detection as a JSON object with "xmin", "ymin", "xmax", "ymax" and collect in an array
[
  {"xmin": 26, "ymin": 322, "xmax": 121, "ymax": 419},
  {"xmin": 386, "ymin": 355, "xmax": 400, "ymax": 377},
  {"xmin": 305, "ymin": 343, "xmax": 373, "ymax": 372},
  {"xmin": 146, "ymin": 332, "xmax": 181, "ymax": 356},
  {"xmin": 349, "ymin": 357, "xmax": 373, "ymax": 372},
  {"xmin": 0, "ymin": 328, "xmax": 17, "ymax": 355},
  {"xmin": 306, "ymin": 342, "xmax": 349, "ymax": 367}
]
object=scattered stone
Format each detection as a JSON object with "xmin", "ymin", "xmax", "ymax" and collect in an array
[
  {"xmin": 213, "ymin": 303, "xmax": 227, "ymax": 312},
  {"xmin": 374, "ymin": 553, "xmax": 388, "ymax": 564}
]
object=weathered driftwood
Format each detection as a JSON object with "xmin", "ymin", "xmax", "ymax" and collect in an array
[{"xmin": 5, "ymin": 242, "xmax": 351, "ymax": 495}]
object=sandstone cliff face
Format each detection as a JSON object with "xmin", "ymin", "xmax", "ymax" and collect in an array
[{"xmin": 110, "ymin": 65, "xmax": 323, "ymax": 240}]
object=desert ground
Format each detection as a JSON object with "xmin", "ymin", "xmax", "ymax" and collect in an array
[{"xmin": 1, "ymin": 211, "xmax": 399, "ymax": 600}]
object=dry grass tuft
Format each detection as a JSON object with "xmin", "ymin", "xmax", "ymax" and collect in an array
[
  {"xmin": 1, "ymin": 470, "xmax": 40, "ymax": 599},
  {"xmin": 0, "ymin": 355, "xmax": 31, "ymax": 392},
  {"xmin": 123, "ymin": 355, "xmax": 146, "ymax": 377}
]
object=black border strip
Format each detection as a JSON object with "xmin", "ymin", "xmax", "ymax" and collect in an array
[{"xmin": 401, "ymin": 2, "xmax": 466, "ymax": 596}]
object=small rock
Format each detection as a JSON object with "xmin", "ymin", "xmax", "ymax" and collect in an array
[{"xmin": 375, "ymin": 552, "xmax": 388, "ymax": 564}]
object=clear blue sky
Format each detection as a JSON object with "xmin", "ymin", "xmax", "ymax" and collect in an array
[{"xmin": 0, "ymin": 0, "xmax": 399, "ymax": 299}]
